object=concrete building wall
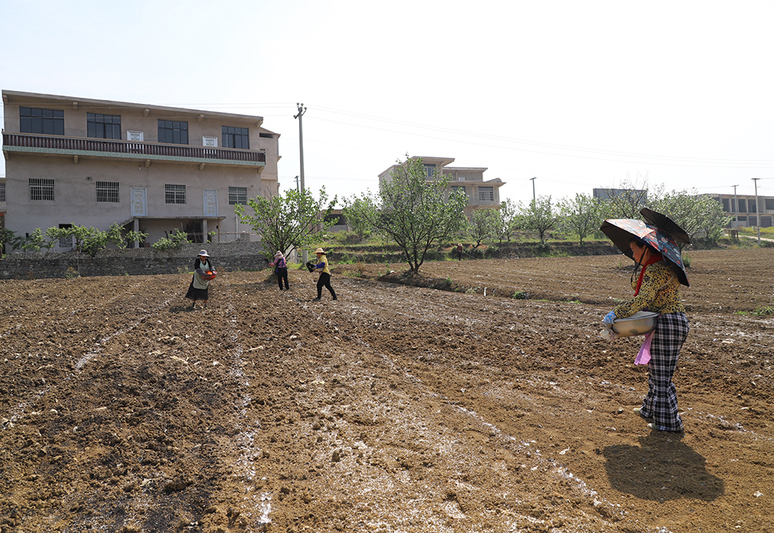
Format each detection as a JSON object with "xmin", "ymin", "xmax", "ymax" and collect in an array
[
  {"xmin": 4, "ymin": 155, "xmax": 273, "ymax": 246},
  {"xmin": 715, "ymin": 194, "xmax": 774, "ymax": 228}
]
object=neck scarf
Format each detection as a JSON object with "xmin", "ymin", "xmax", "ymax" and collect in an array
[{"xmin": 634, "ymin": 252, "xmax": 663, "ymax": 296}]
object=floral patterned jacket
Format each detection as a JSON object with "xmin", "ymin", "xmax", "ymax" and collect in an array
[{"xmin": 613, "ymin": 260, "xmax": 685, "ymax": 318}]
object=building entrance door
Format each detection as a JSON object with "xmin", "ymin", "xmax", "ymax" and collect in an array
[
  {"xmin": 130, "ymin": 187, "xmax": 147, "ymax": 217},
  {"xmin": 203, "ymin": 190, "xmax": 218, "ymax": 217}
]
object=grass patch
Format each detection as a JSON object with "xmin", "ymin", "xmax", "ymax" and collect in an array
[{"xmin": 735, "ymin": 306, "xmax": 774, "ymax": 316}]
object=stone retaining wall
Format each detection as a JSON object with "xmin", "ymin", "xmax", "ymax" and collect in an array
[{"xmin": 0, "ymin": 242, "xmax": 272, "ymax": 280}]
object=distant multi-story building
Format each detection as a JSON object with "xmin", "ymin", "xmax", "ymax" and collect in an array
[
  {"xmin": 378, "ymin": 156, "xmax": 505, "ymax": 218},
  {"xmin": 2, "ymin": 90, "xmax": 280, "ymax": 250},
  {"xmin": 592, "ymin": 187, "xmax": 648, "ymax": 204},
  {"xmin": 713, "ymin": 193, "xmax": 773, "ymax": 228}
]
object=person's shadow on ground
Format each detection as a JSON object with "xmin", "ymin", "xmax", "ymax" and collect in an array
[{"xmin": 603, "ymin": 432, "xmax": 724, "ymax": 501}]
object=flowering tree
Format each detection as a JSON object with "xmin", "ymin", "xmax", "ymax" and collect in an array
[
  {"xmin": 558, "ymin": 193, "xmax": 605, "ymax": 246},
  {"xmin": 520, "ymin": 195, "xmax": 556, "ymax": 247},
  {"xmin": 349, "ymin": 156, "xmax": 468, "ymax": 274}
]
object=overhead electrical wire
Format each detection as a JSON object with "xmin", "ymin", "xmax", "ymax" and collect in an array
[{"xmin": 303, "ymin": 105, "xmax": 774, "ymax": 170}]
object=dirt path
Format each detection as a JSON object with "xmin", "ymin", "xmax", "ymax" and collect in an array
[{"xmin": 1, "ymin": 249, "xmax": 772, "ymax": 532}]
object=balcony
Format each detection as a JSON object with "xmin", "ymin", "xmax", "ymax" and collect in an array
[{"xmin": 2, "ymin": 132, "xmax": 266, "ymax": 168}]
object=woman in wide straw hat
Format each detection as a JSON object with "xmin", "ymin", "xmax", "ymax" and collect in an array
[
  {"xmin": 310, "ymin": 247, "xmax": 337, "ymax": 301},
  {"xmin": 185, "ymin": 249, "xmax": 216, "ymax": 309},
  {"xmin": 268, "ymin": 250, "xmax": 289, "ymax": 291},
  {"xmin": 600, "ymin": 209, "xmax": 691, "ymax": 433}
]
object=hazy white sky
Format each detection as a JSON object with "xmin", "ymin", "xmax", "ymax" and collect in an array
[{"xmin": 2, "ymin": 0, "xmax": 773, "ymax": 204}]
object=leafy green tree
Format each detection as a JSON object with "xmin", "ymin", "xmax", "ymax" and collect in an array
[
  {"xmin": 520, "ymin": 195, "xmax": 557, "ymax": 246},
  {"xmin": 696, "ymin": 197, "xmax": 732, "ymax": 244},
  {"xmin": 151, "ymin": 229, "xmax": 190, "ymax": 251},
  {"xmin": 235, "ymin": 187, "xmax": 337, "ymax": 260},
  {"xmin": 0, "ymin": 228, "xmax": 23, "ymax": 252},
  {"xmin": 77, "ymin": 227, "xmax": 110, "ymax": 257},
  {"xmin": 341, "ymin": 195, "xmax": 377, "ymax": 240},
  {"xmin": 106, "ymin": 222, "xmax": 147, "ymax": 249},
  {"xmin": 352, "ymin": 156, "xmax": 468, "ymax": 274},
  {"xmin": 45, "ymin": 227, "xmax": 70, "ymax": 252},
  {"xmin": 558, "ymin": 193, "xmax": 604, "ymax": 246},
  {"xmin": 20, "ymin": 228, "xmax": 47, "ymax": 253},
  {"xmin": 495, "ymin": 199, "xmax": 519, "ymax": 243},
  {"xmin": 468, "ymin": 208, "xmax": 499, "ymax": 248},
  {"xmin": 651, "ymin": 190, "xmax": 731, "ymax": 247},
  {"xmin": 600, "ymin": 175, "xmax": 664, "ymax": 219},
  {"xmin": 126, "ymin": 230, "xmax": 148, "ymax": 248},
  {"xmin": 47, "ymin": 225, "xmax": 108, "ymax": 256}
]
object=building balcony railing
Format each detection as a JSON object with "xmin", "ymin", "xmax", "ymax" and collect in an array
[{"xmin": 2, "ymin": 132, "xmax": 266, "ymax": 167}]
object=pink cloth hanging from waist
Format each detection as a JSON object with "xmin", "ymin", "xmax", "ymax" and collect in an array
[{"xmin": 634, "ymin": 331, "xmax": 654, "ymax": 365}]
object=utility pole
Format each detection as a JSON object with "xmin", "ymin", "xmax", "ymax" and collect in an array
[
  {"xmin": 752, "ymin": 178, "xmax": 761, "ymax": 244},
  {"xmin": 294, "ymin": 103, "xmax": 308, "ymax": 264},
  {"xmin": 530, "ymin": 177, "xmax": 536, "ymax": 203},
  {"xmin": 731, "ymin": 184, "xmax": 738, "ymax": 222}
]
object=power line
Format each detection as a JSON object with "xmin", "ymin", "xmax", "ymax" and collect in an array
[
  {"xmin": 303, "ymin": 114, "xmax": 774, "ymax": 170},
  {"xmin": 305, "ymin": 105, "xmax": 774, "ymax": 168}
]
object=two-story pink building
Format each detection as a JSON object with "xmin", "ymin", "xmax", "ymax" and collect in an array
[{"xmin": 2, "ymin": 90, "xmax": 280, "ymax": 249}]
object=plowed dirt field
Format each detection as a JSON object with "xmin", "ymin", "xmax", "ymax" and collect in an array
[{"xmin": 1, "ymin": 248, "xmax": 772, "ymax": 532}]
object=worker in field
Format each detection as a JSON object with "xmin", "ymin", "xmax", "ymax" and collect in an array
[{"xmin": 310, "ymin": 247, "xmax": 337, "ymax": 301}]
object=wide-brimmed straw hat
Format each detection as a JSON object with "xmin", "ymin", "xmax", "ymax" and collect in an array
[
  {"xmin": 274, "ymin": 251, "xmax": 284, "ymax": 258},
  {"xmin": 314, "ymin": 247, "xmax": 325, "ymax": 254},
  {"xmin": 600, "ymin": 208, "xmax": 690, "ymax": 287},
  {"xmin": 198, "ymin": 250, "xmax": 210, "ymax": 257}
]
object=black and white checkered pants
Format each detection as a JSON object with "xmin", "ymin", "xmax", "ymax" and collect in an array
[{"xmin": 639, "ymin": 312, "xmax": 689, "ymax": 432}]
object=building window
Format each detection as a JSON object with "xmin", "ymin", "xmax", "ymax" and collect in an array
[
  {"xmin": 158, "ymin": 120, "xmax": 189, "ymax": 144},
  {"xmin": 96, "ymin": 181, "xmax": 119, "ymax": 203},
  {"xmin": 259, "ymin": 132, "xmax": 274, "ymax": 139},
  {"xmin": 748, "ymin": 199, "xmax": 757, "ymax": 213},
  {"xmin": 478, "ymin": 187, "xmax": 494, "ymax": 202},
  {"xmin": 20, "ymin": 107, "xmax": 64, "ymax": 135},
  {"xmin": 87, "ymin": 113, "xmax": 121, "ymax": 139},
  {"xmin": 228, "ymin": 186, "xmax": 248, "ymax": 205},
  {"xmin": 737, "ymin": 199, "xmax": 747, "ymax": 212},
  {"xmin": 29, "ymin": 178, "xmax": 55, "ymax": 201},
  {"xmin": 424, "ymin": 164, "xmax": 436, "ymax": 179},
  {"xmin": 721, "ymin": 198, "xmax": 730, "ymax": 212},
  {"xmin": 165, "ymin": 184, "xmax": 186, "ymax": 204},
  {"xmin": 0, "ymin": 182, "xmax": 5, "ymax": 203},
  {"xmin": 223, "ymin": 126, "xmax": 249, "ymax": 149},
  {"xmin": 766, "ymin": 198, "xmax": 774, "ymax": 211}
]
